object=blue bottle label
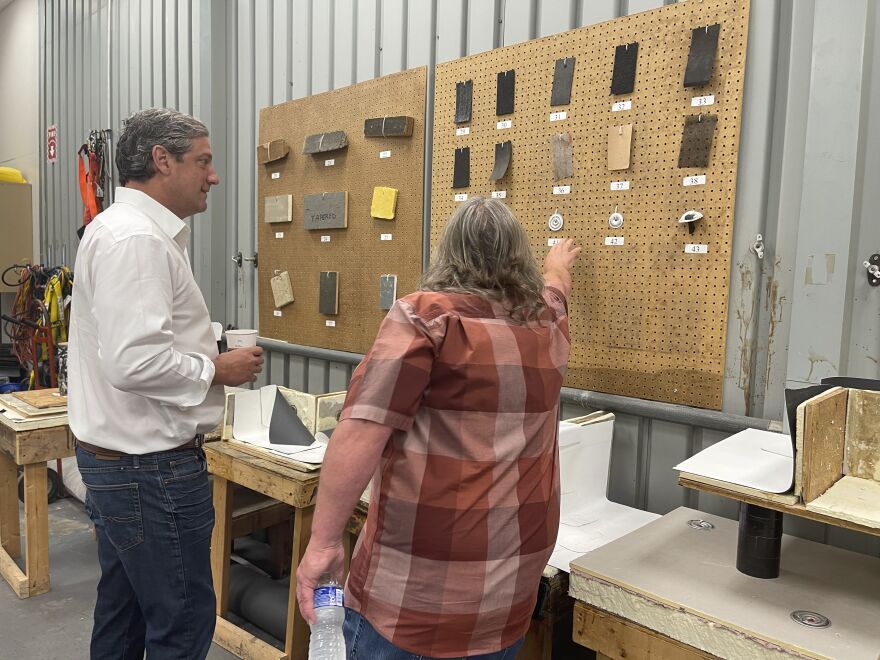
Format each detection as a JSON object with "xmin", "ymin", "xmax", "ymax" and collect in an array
[{"xmin": 314, "ymin": 585, "xmax": 344, "ymax": 608}]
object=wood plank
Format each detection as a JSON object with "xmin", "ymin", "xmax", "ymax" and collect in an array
[
  {"xmin": 573, "ymin": 602, "xmax": 713, "ymax": 660},
  {"xmin": 286, "ymin": 505, "xmax": 314, "ymax": 660},
  {"xmin": 0, "ymin": 449, "xmax": 20, "ymax": 560},
  {"xmin": 231, "ymin": 500, "xmax": 293, "ymax": 539},
  {"xmin": 678, "ymin": 471, "xmax": 799, "ymax": 506},
  {"xmin": 844, "ymin": 389, "xmax": 880, "ymax": 481},
  {"xmin": 213, "ymin": 616, "xmax": 287, "ymax": 660},
  {"xmin": 15, "ymin": 426, "xmax": 74, "ymax": 464},
  {"xmin": 23, "ymin": 463, "xmax": 49, "ymax": 596},
  {"xmin": 800, "ymin": 388, "xmax": 848, "ymax": 502},
  {"xmin": 0, "ymin": 547, "xmax": 29, "ymax": 598},
  {"xmin": 679, "ymin": 476, "xmax": 880, "ymax": 537},
  {"xmin": 12, "ymin": 388, "xmax": 67, "ymax": 410},
  {"xmin": 211, "ymin": 476, "xmax": 234, "ymax": 617},
  {"xmin": 206, "ymin": 446, "xmax": 319, "ymax": 509}
]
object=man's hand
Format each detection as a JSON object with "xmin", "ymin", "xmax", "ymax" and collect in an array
[
  {"xmin": 543, "ymin": 238, "xmax": 582, "ymax": 297},
  {"xmin": 212, "ymin": 346, "xmax": 264, "ymax": 386},
  {"xmin": 296, "ymin": 540, "xmax": 345, "ymax": 625}
]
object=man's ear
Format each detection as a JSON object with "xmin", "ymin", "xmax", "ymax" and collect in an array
[{"xmin": 152, "ymin": 145, "xmax": 172, "ymax": 175}]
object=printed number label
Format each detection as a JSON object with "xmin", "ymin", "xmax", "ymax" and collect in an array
[
  {"xmin": 325, "ymin": 320, "xmax": 336, "ymax": 327},
  {"xmin": 320, "ymin": 235, "xmax": 331, "ymax": 243},
  {"xmin": 454, "ymin": 193, "xmax": 468, "ymax": 201},
  {"xmin": 455, "ymin": 127, "xmax": 470, "ymax": 136},
  {"xmin": 270, "ymin": 172, "xmax": 280, "ymax": 180},
  {"xmin": 685, "ymin": 244, "xmax": 709, "ymax": 254},
  {"xmin": 605, "ymin": 236, "xmax": 625, "ymax": 246},
  {"xmin": 683, "ymin": 175, "xmax": 706, "ymax": 186},
  {"xmin": 380, "ymin": 234, "xmax": 392, "ymax": 241},
  {"xmin": 273, "ymin": 310, "xmax": 282, "ymax": 317},
  {"xmin": 691, "ymin": 95, "xmax": 715, "ymax": 107},
  {"xmin": 549, "ymin": 111, "xmax": 567, "ymax": 122},
  {"xmin": 496, "ymin": 120, "xmax": 512, "ymax": 130},
  {"xmin": 548, "ymin": 238, "xmax": 562, "ymax": 246},
  {"xmin": 553, "ymin": 185, "xmax": 571, "ymax": 195},
  {"xmin": 612, "ymin": 100, "xmax": 632, "ymax": 112},
  {"xmin": 324, "ymin": 159, "xmax": 335, "ymax": 167},
  {"xmin": 610, "ymin": 181, "xmax": 630, "ymax": 191},
  {"xmin": 379, "ymin": 150, "xmax": 391, "ymax": 159},
  {"xmin": 274, "ymin": 232, "xmax": 284, "ymax": 239},
  {"xmin": 491, "ymin": 190, "xmax": 507, "ymax": 199}
]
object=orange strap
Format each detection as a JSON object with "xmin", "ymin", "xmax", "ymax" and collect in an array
[{"xmin": 78, "ymin": 144, "xmax": 101, "ymax": 224}]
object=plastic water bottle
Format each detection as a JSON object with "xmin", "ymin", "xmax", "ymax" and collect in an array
[{"xmin": 308, "ymin": 575, "xmax": 345, "ymax": 660}]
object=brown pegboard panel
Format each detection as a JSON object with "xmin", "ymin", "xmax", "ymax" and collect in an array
[
  {"xmin": 431, "ymin": 0, "xmax": 749, "ymax": 410},
  {"xmin": 258, "ymin": 67, "xmax": 426, "ymax": 354}
]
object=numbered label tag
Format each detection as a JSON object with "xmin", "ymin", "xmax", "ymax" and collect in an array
[
  {"xmin": 274, "ymin": 232, "xmax": 284, "ymax": 239},
  {"xmin": 455, "ymin": 126, "xmax": 470, "ymax": 136},
  {"xmin": 454, "ymin": 193, "xmax": 468, "ymax": 201},
  {"xmin": 691, "ymin": 95, "xmax": 715, "ymax": 107},
  {"xmin": 273, "ymin": 310, "xmax": 282, "ymax": 317},
  {"xmin": 324, "ymin": 158, "xmax": 335, "ymax": 167},
  {"xmin": 379, "ymin": 150, "xmax": 391, "ymax": 159},
  {"xmin": 271, "ymin": 172, "xmax": 280, "ymax": 179},
  {"xmin": 320, "ymin": 235, "xmax": 331, "ymax": 243},
  {"xmin": 683, "ymin": 175, "xmax": 707, "ymax": 187},
  {"xmin": 610, "ymin": 180, "xmax": 630, "ymax": 191},
  {"xmin": 548, "ymin": 238, "xmax": 562, "ymax": 246},
  {"xmin": 549, "ymin": 111, "xmax": 567, "ymax": 122},
  {"xmin": 325, "ymin": 320, "xmax": 336, "ymax": 327},
  {"xmin": 380, "ymin": 233, "xmax": 393, "ymax": 241},
  {"xmin": 496, "ymin": 119, "xmax": 512, "ymax": 130},
  {"xmin": 612, "ymin": 100, "xmax": 632, "ymax": 112},
  {"xmin": 553, "ymin": 185, "xmax": 571, "ymax": 195},
  {"xmin": 491, "ymin": 190, "xmax": 507, "ymax": 199},
  {"xmin": 604, "ymin": 236, "xmax": 625, "ymax": 246},
  {"xmin": 685, "ymin": 244, "xmax": 709, "ymax": 254}
]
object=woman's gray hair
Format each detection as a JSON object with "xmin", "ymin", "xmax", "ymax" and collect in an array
[
  {"xmin": 421, "ymin": 196, "xmax": 546, "ymax": 320},
  {"xmin": 115, "ymin": 108, "xmax": 209, "ymax": 185}
]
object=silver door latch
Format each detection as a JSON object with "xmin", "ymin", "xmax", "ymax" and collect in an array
[{"xmin": 752, "ymin": 234, "xmax": 765, "ymax": 260}]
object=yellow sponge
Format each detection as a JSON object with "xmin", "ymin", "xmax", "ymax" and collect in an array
[{"xmin": 370, "ymin": 186, "xmax": 398, "ymax": 220}]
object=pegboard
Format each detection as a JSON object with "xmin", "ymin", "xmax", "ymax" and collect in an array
[
  {"xmin": 431, "ymin": 0, "xmax": 750, "ymax": 409},
  {"xmin": 258, "ymin": 67, "xmax": 426, "ymax": 354}
]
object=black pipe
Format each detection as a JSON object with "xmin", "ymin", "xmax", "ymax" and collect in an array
[{"xmin": 736, "ymin": 503, "xmax": 783, "ymax": 579}]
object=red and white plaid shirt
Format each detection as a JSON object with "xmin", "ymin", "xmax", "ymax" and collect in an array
[{"xmin": 341, "ymin": 286, "xmax": 570, "ymax": 657}]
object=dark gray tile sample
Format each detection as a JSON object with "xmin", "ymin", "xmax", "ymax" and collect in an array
[
  {"xmin": 489, "ymin": 141, "xmax": 512, "ymax": 182},
  {"xmin": 678, "ymin": 114, "xmax": 717, "ymax": 168},
  {"xmin": 302, "ymin": 130, "xmax": 348, "ymax": 154},
  {"xmin": 364, "ymin": 116, "xmax": 414, "ymax": 137},
  {"xmin": 453, "ymin": 147, "xmax": 470, "ymax": 189},
  {"xmin": 611, "ymin": 42, "xmax": 639, "ymax": 95},
  {"xmin": 319, "ymin": 271, "xmax": 339, "ymax": 315},
  {"xmin": 496, "ymin": 69, "xmax": 515, "ymax": 116},
  {"xmin": 551, "ymin": 57, "xmax": 576, "ymax": 106},
  {"xmin": 303, "ymin": 191, "xmax": 347, "ymax": 230},
  {"xmin": 379, "ymin": 275, "xmax": 397, "ymax": 310},
  {"xmin": 684, "ymin": 24, "xmax": 720, "ymax": 87},
  {"xmin": 455, "ymin": 80, "xmax": 473, "ymax": 124}
]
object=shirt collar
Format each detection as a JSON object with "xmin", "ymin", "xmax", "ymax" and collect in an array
[{"xmin": 114, "ymin": 187, "xmax": 190, "ymax": 251}]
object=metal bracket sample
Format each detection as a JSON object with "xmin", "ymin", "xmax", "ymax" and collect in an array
[{"xmin": 864, "ymin": 253, "xmax": 880, "ymax": 287}]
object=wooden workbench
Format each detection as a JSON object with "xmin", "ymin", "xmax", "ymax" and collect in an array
[
  {"xmin": 0, "ymin": 410, "xmax": 73, "ymax": 598},
  {"xmin": 570, "ymin": 507, "xmax": 880, "ymax": 659},
  {"xmin": 206, "ymin": 441, "xmax": 320, "ymax": 660}
]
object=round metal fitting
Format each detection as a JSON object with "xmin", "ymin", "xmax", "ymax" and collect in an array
[
  {"xmin": 608, "ymin": 211, "xmax": 624, "ymax": 229},
  {"xmin": 548, "ymin": 212, "xmax": 564, "ymax": 232},
  {"xmin": 686, "ymin": 519, "xmax": 714, "ymax": 530},
  {"xmin": 790, "ymin": 611, "xmax": 831, "ymax": 628}
]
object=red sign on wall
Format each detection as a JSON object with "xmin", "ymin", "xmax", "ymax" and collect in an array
[{"xmin": 47, "ymin": 125, "xmax": 57, "ymax": 164}]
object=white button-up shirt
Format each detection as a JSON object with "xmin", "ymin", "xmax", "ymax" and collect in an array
[{"xmin": 68, "ymin": 187, "xmax": 223, "ymax": 453}]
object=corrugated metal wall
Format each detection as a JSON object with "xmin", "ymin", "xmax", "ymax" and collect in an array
[{"xmin": 38, "ymin": 0, "xmax": 880, "ymax": 555}]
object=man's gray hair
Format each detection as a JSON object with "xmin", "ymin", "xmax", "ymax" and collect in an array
[{"xmin": 115, "ymin": 108, "xmax": 209, "ymax": 185}]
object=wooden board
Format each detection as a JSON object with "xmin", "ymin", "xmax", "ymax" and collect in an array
[
  {"xmin": 258, "ymin": 67, "xmax": 426, "ymax": 353},
  {"xmin": 678, "ymin": 470, "xmax": 798, "ymax": 506},
  {"xmin": 12, "ymin": 389, "xmax": 67, "ymax": 410},
  {"xmin": 0, "ymin": 393, "xmax": 66, "ymax": 417},
  {"xmin": 431, "ymin": 0, "xmax": 750, "ymax": 409},
  {"xmin": 796, "ymin": 387, "xmax": 847, "ymax": 502},
  {"xmin": 569, "ymin": 507, "xmax": 880, "ymax": 660},
  {"xmin": 844, "ymin": 389, "xmax": 880, "ymax": 481},
  {"xmin": 805, "ymin": 475, "xmax": 880, "ymax": 530}
]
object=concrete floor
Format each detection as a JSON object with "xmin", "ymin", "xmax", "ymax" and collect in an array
[{"xmin": 0, "ymin": 497, "xmax": 237, "ymax": 659}]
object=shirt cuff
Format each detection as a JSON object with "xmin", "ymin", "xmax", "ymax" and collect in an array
[{"xmin": 175, "ymin": 352, "xmax": 215, "ymax": 408}]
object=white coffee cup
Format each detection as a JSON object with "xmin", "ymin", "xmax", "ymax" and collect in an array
[{"xmin": 225, "ymin": 329, "xmax": 258, "ymax": 348}]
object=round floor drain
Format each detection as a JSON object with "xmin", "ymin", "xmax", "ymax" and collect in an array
[
  {"xmin": 791, "ymin": 611, "xmax": 831, "ymax": 628},
  {"xmin": 686, "ymin": 519, "xmax": 714, "ymax": 530}
]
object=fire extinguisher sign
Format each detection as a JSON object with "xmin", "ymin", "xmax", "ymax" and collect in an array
[{"xmin": 47, "ymin": 125, "xmax": 58, "ymax": 164}]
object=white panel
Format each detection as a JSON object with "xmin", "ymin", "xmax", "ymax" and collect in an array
[
  {"xmin": 140, "ymin": 0, "xmax": 151, "ymax": 105},
  {"xmin": 333, "ymin": 0, "xmax": 356, "ymax": 88},
  {"xmin": 291, "ymin": 0, "xmax": 311, "ymax": 97},
  {"xmin": 177, "ymin": 0, "xmax": 192, "ymax": 113},
  {"xmin": 626, "ymin": 0, "xmax": 664, "ymax": 15},
  {"xmin": 152, "ymin": 0, "xmax": 164, "ymax": 105},
  {"xmin": 236, "ymin": 1, "xmax": 256, "ymax": 328},
  {"xmin": 436, "ymin": 0, "xmax": 465, "ymax": 63},
  {"xmin": 356, "ymin": 0, "xmax": 379, "ymax": 82},
  {"xmin": 467, "ymin": 0, "xmax": 496, "ymax": 55},
  {"xmin": 500, "ymin": 0, "xmax": 534, "ymax": 47},
  {"xmin": 578, "ymin": 0, "xmax": 617, "ymax": 26},
  {"xmin": 311, "ymin": 0, "xmax": 332, "ymax": 92},
  {"xmin": 255, "ymin": 0, "xmax": 273, "ymax": 108},
  {"xmin": 406, "ymin": 0, "xmax": 434, "ymax": 68},
  {"xmin": 272, "ymin": 0, "xmax": 291, "ymax": 103},
  {"xmin": 165, "ymin": 0, "xmax": 179, "ymax": 109},
  {"xmin": 381, "ymin": 0, "xmax": 407, "ymax": 74},
  {"xmin": 537, "ymin": 0, "xmax": 574, "ymax": 38}
]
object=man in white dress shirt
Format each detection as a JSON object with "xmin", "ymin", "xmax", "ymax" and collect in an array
[{"xmin": 68, "ymin": 108, "xmax": 263, "ymax": 660}]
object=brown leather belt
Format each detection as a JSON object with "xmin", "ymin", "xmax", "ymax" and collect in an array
[{"xmin": 76, "ymin": 435, "xmax": 205, "ymax": 460}]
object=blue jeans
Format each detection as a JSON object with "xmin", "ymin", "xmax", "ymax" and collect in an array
[
  {"xmin": 76, "ymin": 445, "xmax": 216, "ymax": 660},
  {"xmin": 343, "ymin": 609, "xmax": 524, "ymax": 659}
]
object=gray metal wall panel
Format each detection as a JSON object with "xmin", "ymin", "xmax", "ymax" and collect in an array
[
  {"xmin": 537, "ymin": 0, "xmax": 576, "ymax": 37},
  {"xmin": 333, "ymin": 0, "xmax": 356, "ymax": 89},
  {"xmin": 500, "ymin": 0, "xmax": 535, "ymax": 46},
  {"xmin": 356, "ymin": 0, "xmax": 379, "ymax": 81},
  {"xmin": 577, "ymin": 0, "xmax": 616, "ymax": 27},
  {"xmin": 467, "ymin": 0, "xmax": 497, "ymax": 55},
  {"xmin": 312, "ymin": 0, "xmax": 333, "ymax": 90},
  {"xmin": 406, "ymin": 0, "xmax": 434, "ymax": 68},
  {"xmin": 381, "ymin": 0, "xmax": 407, "ymax": 74},
  {"xmin": 435, "ymin": 0, "xmax": 465, "ymax": 63}
]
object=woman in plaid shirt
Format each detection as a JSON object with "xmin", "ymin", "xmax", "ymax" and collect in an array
[{"xmin": 297, "ymin": 197, "xmax": 581, "ymax": 659}]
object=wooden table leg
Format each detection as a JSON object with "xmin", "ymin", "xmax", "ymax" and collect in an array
[
  {"xmin": 23, "ymin": 462, "xmax": 49, "ymax": 596},
  {"xmin": 0, "ymin": 450, "xmax": 20, "ymax": 560},
  {"xmin": 286, "ymin": 505, "xmax": 314, "ymax": 660},
  {"xmin": 211, "ymin": 475, "xmax": 234, "ymax": 616}
]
